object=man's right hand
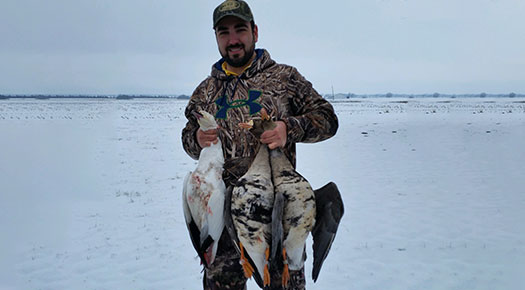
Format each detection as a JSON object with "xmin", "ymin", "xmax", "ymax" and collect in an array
[{"xmin": 197, "ymin": 128, "xmax": 218, "ymax": 148}]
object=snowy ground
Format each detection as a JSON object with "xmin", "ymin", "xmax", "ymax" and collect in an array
[{"xmin": 1, "ymin": 98, "xmax": 524, "ymax": 290}]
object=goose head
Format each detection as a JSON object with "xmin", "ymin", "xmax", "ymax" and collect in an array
[
  {"xmin": 193, "ymin": 110, "xmax": 218, "ymax": 131},
  {"xmin": 238, "ymin": 108, "xmax": 276, "ymax": 138}
]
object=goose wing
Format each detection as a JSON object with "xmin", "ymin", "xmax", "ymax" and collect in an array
[
  {"xmin": 203, "ymin": 177, "xmax": 226, "ymax": 264},
  {"xmin": 311, "ymin": 182, "xmax": 344, "ymax": 282},
  {"xmin": 182, "ymin": 171, "xmax": 209, "ymax": 268}
]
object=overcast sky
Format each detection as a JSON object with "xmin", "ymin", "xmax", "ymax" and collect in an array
[{"xmin": 1, "ymin": 0, "xmax": 524, "ymax": 95}]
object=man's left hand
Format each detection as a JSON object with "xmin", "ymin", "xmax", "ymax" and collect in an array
[{"xmin": 260, "ymin": 121, "xmax": 287, "ymax": 149}]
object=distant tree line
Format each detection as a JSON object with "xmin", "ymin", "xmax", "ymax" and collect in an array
[
  {"xmin": 2, "ymin": 93, "xmax": 522, "ymax": 100},
  {"xmin": 323, "ymin": 92, "xmax": 523, "ymax": 99}
]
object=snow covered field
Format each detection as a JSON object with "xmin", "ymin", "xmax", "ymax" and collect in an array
[{"xmin": 1, "ymin": 98, "xmax": 524, "ymax": 290}]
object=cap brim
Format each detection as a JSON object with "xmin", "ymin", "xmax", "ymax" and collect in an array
[{"xmin": 213, "ymin": 13, "xmax": 252, "ymax": 28}]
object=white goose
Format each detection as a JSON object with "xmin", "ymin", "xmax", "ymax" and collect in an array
[{"xmin": 182, "ymin": 110, "xmax": 225, "ymax": 268}]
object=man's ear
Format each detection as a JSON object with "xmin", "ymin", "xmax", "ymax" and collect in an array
[{"xmin": 253, "ymin": 24, "xmax": 259, "ymax": 43}]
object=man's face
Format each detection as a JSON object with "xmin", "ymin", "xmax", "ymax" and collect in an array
[{"xmin": 215, "ymin": 16, "xmax": 258, "ymax": 68}]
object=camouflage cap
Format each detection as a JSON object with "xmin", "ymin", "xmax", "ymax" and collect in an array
[{"xmin": 213, "ymin": 0, "xmax": 254, "ymax": 28}]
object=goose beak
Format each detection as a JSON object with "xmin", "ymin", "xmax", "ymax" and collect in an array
[
  {"xmin": 260, "ymin": 108, "xmax": 270, "ymax": 121},
  {"xmin": 192, "ymin": 111, "xmax": 203, "ymax": 120},
  {"xmin": 238, "ymin": 120, "xmax": 254, "ymax": 130}
]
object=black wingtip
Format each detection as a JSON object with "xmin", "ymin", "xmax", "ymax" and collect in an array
[
  {"xmin": 223, "ymin": 186, "xmax": 240, "ymax": 253},
  {"xmin": 312, "ymin": 181, "xmax": 345, "ymax": 282},
  {"xmin": 187, "ymin": 219, "xmax": 209, "ymax": 268},
  {"xmin": 271, "ymin": 190, "xmax": 285, "ymax": 262}
]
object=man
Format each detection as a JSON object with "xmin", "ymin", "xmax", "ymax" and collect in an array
[{"xmin": 181, "ymin": 0, "xmax": 338, "ymax": 289}]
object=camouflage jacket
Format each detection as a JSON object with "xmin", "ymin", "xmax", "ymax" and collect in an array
[{"xmin": 182, "ymin": 49, "xmax": 338, "ymax": 186}]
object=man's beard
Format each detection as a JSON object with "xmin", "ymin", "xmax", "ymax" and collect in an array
[{"xmin": 222, "ymin": 42, "xmax": 255, "ymax": 68}]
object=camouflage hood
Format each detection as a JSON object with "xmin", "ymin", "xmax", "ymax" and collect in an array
[{"xmin": 182, "ymin": 49, "xmax": 338, "ymax": 186}]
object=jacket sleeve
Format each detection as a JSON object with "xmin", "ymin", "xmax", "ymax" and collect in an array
[
  {"xmin": 282, "ymin": 68, "xmax": 339, "ymax": 144},
  {"xmin": 181, "ymin": 82, "xmax": 206, "ymax": 160}
]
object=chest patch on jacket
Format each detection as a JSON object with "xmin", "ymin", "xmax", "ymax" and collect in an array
[{"xmin": 215, "ymin": 90, "xmax": 263, "ymax": 119}]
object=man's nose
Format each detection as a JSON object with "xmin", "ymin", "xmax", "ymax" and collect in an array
[{"xmin": 227, "ymin": 31, "xmax": 241, "ymax": 45}]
